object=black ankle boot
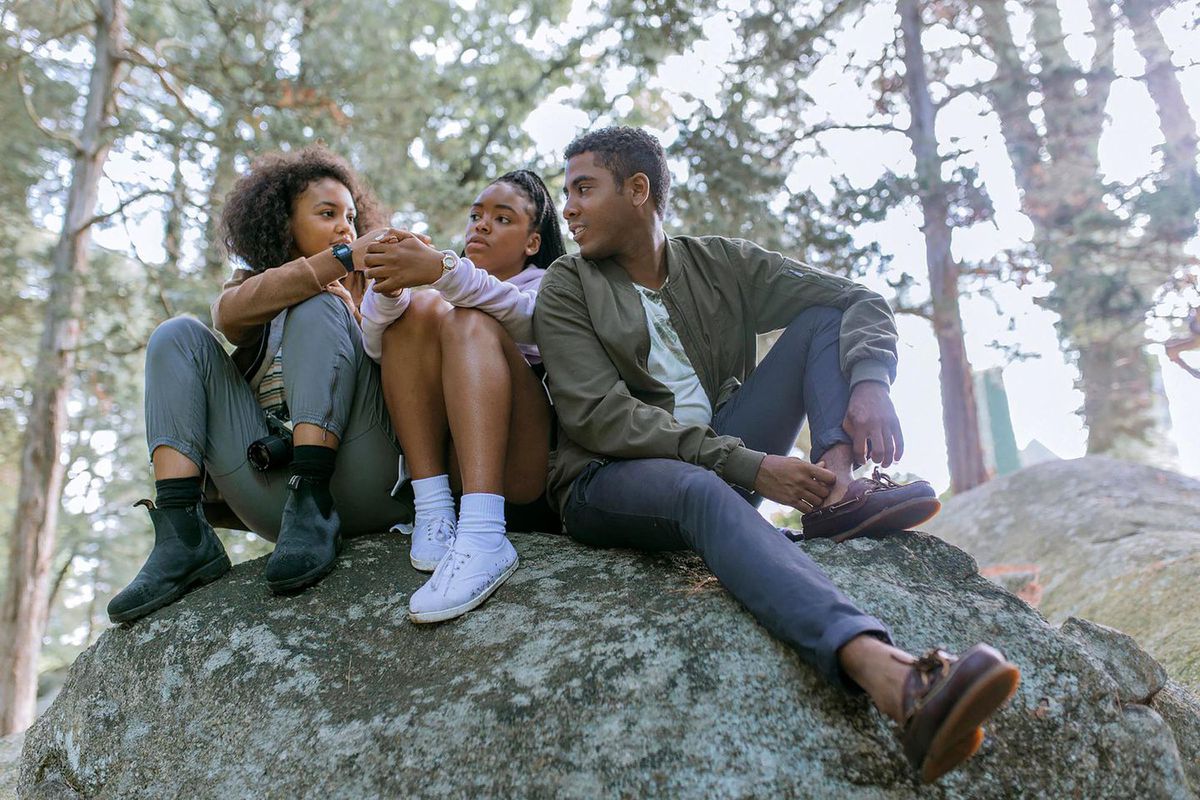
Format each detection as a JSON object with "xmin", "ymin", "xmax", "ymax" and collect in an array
[
  {"xmin": 107, "ymin": 500, "xmax": 231, "ymax": 624},
  {"xmin": 263, "ymin": 475, "xmax": 342, "ymax": 594}
]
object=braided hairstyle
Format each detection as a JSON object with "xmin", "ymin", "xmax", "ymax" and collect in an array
[{"xmin": 492, "ymin": 169, "xmax": 566, "ymax": 270}]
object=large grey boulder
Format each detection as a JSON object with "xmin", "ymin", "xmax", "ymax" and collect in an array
[
  {"xmin": 925, "ymin": 456, "xmax": 1200, "ymax": 693},
  {"xmin": 1060, "ymin": 616, "xmax": 1169, "ymax": 704},
  {"xmin": 2, "ymin": 733, "xmax": 22, "ymax": 800},
  {"xmin": 18, "ymin": 531, "xmax": 1200, "ymax": 799}
]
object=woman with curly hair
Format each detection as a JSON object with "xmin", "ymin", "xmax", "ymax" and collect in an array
[
  {"xmin": 107, "ymin": 146, "xmax": 412, "ymax": 623},
  {"xmin": 358, "ymin": 169, "xmax": 564, "ymax": 622}
]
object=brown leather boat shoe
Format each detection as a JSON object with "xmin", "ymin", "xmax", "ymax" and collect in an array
[
  {"xmin": 800, "ymin": 468, "xmax": 941, "ymax": 542},
  {"xmin": 898, "ymin": 644, "xmax": 1021, "ymax": 783}
]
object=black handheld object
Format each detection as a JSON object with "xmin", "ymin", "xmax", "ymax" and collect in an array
[{"xmin": 247, "ymin": 415, "xmax": 294, "ymax": 471}]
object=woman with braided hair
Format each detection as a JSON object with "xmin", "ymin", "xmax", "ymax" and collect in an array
[{"xmin": 359, "ymin": 169, "xmax": 565, "ymax": 622}]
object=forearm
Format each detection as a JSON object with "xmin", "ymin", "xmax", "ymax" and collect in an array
[{"xmin": 212, "ymin": 250, "xmax": 347, "ymax": 344}]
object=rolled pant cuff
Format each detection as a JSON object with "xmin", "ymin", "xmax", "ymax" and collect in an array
[
  {"xmin": 817, "ymin": 614, "xmax": 894, "ymax": 693},
  {"xmin": 146, "ymin": 436, "xmax": 203, "ymax": 471},
  {"xmin": 289, "ymin": 414, "xmax": 346, "ymax": 441},
  {"xmin": 810, "ymin": 426, "xmax": 853, "ymax": 464}
]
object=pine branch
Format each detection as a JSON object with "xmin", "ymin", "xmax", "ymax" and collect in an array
[
  {"xmin": 77, "ymin": 187, "xmax": 171, "ymax": 231},
  {"xmin": 797, "ymin": 122, "xmax": 905, "ymax": 141},
  {"xmin": 121, "ymin": 46, "xmax": 211, "ymax": 128}
]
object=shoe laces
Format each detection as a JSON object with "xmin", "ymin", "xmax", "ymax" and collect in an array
[
  {"xmin": 430, "ymin": 544, "xmax": 470, "ymax": 591},
  {"xmin": 867, "ymin": 467, "xmax": 901, "ymax": 489},
  {"xmin": 417, "ymin": 516, "xmax": 456, "ymax": 546}
]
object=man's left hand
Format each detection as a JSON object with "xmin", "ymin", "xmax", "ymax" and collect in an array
[
  {"xmin": 364, "ymin": 229, "xmax": 445, "ymax": 295},
  {"xmin": 842, "ymin": 381, "xmax": 904, "ymax": 468}
]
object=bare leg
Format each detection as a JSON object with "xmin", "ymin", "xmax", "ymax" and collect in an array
[
  {"xmin": 838, "ymin": 634, "xmax": 915, "ymax": 722},
  {"xmin": 293, "ymin": 424, "xmax": 340, "ymax": 450},
  {"xmin": 440, "ymin": 309, "xmax": 551, "ymax": 501},
  {"xmin": 151, "ymin": 445, "xmax": 201, "ymax": 480},
  {"xmin": 818, "ymin": 442, "xmax": 856, "ymax": 507},
  {"xmin": 379, "ymin": 291, "xmax": 455, "ymax": 480}
]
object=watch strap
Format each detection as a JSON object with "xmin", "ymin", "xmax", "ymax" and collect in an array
[{"xmin": 332, "ymin": 243, "xmax": 355, "ymax": 273}]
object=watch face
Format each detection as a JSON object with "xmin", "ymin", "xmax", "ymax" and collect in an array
[
  {"xmin": 333, "ymin": 243, "xmax": 354, "ymax": 271},
  {"xmin": 442, "ymin": 252, "xmax": 457, "ymax": 270}
]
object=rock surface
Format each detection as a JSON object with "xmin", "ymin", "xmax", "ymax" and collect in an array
[
  {"xmin": 1154, "ymin": 680, "xmax": 1200, "ymax": 793},
  {"xmin": 925, "ymin": 456, "xmax": 1200, "ymax": 693},
  {"xmin": 19, "ymin": 531, "xmax": 1200, "ymax": 799},
  {"xmin": 1061, "ymin": 616, "xmax": 1169, "ymax": 703},
  {"xmin": 2, "ymin": 734, "xmax": 22, "ymax": 800}
]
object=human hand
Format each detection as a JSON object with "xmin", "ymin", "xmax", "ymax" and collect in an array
[
  {"xmin": 363, "ymin": 229, "xmax": 444, "ymax": 294},
  {"xmin": 349, "ymin": 227, "xmax": 433, "ymax": 271},
  {"xmin": 842, "ymin": 381, "xmax": 904, "ymax": 468},
  {"xmin": 753, "ymin": 455, "xmax": 837, "ymax": 511}
]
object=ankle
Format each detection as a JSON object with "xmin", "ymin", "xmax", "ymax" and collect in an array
[
  {"xmin": 156, "ymin": 505, "xmax": 205, "ymax": 547},
  {"xmin": 155, "ymin": 475, "xmax": 202, "ymax": 509},
  {"xmin": 838, "ymin": 635, "xmax": 913, "ymax": 723},
  {"xmin": 290, "ymin": 445, "xmax": 337, "ymax": 483},
  {"xmin": 456, "ymin": 493, "xmax": 506, "ymax": 548},
  {"xmin": 412, "ymin": 474, "xmax": 455, "ymax": 524}
]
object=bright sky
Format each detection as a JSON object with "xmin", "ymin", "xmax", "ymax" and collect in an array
[{"xmin": 82, "ymin": 0, "xmax": 1200, "ymax": 501}]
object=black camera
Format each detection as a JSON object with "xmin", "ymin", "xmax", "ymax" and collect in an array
[{"xmin": 247, "ymin": 415, "xmax": 293, "ymax": 472}]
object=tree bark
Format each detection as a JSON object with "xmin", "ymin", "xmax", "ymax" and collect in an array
[
  {"xmin": 0, "ymin": 0, "xmax": 125, "ymax": 735},
  {"xmin": 975, "ymin": 0, "xmax": 1175, "ymax": 463},
  {"xmin": 900, "ymin": 0, "xmax": 989, "ymax": 493},
  {"xmin": 1122, "ymin": 0, "xmax": 1200, "ymax": 241},
  {"xmin": 163, "ymin": 135, "xmax": 186, "ymax": 273}
]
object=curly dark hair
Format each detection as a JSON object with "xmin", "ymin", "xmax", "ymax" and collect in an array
[
  {"xmin": 564, "ymin": 127, "xmax": 671, "ymax": 217},
  {"xmin": 492, "ymin": 169, "xmax": 566, "ymax": 270},
  {"xmin": 219, "ymin": 145, "xmax": 384, "ymax": 273}
]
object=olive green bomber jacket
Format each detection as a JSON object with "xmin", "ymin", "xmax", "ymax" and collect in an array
[{"xmin": 532, "ymin": 235, "xmax": 899, "ymax": 518}]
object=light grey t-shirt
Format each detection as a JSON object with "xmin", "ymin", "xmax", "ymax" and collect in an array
[{"xmin": 634, "ymin": 281, "xmax": 713, "ymax": 427}]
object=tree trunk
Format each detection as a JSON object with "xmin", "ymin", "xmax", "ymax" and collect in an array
[
  {"xmin": 1123, "ymin": 0, "xmax": 1200, "ymax": 241},
  {"xmin": 1076, "ymin": 336, "xmax": 1166, "ymax": 457},
  {"xmin": 203, "ymin": 115, "xmax": 237, "ymax": 281},
  {"xmin": 163, "ymin": 135, "xmax": 186, "ymax": 272},
  {"xmin": 976, "ymin": 0, "xmax": 1174, "ymax": 463},
  {"xmin": 0, "ymin": 0, "xmax": 125, "ymax": 735},
  {"xmin": 899, "ymin": 0, "xmax": 989, "ymax": 493}
]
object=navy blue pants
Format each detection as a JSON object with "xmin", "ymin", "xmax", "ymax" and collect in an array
[{"xmin": 562, "ymin": 307, "xmax": 891, "ymax": 689}]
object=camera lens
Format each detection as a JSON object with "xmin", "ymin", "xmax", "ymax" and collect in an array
[{"xmin": 247, "ymin": 434, "xmax": 292, "ymax": 472}]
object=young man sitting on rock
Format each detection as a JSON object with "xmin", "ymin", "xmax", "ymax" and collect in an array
[{"xmin": 532, "ymin": 126, "xmax": 1021, "ymax": 783}]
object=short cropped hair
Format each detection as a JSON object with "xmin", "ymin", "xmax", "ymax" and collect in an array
[{"xmin": 564, "ymin": 127, "xmax": 670, "ymax": 216}]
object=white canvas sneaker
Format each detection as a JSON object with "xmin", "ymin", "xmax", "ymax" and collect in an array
[
  {"xmin": 409, "ymin": 516, "xmax": 456, "ymax": 572},
  {"xmin": 408, "ymin": 537, "xmax": 518, "ymax": 624}
]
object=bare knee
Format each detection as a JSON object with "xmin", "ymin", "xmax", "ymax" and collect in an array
[
  {"xmin": 504, "ymin": 476, "xmax": 545, "ymax": 506},
  {"xmin": 440, "ymin": 307, "xmax": 504, "ymax": 350},
  {"xmin": 382, "ymin": 290, "xmax": 452, "ymax": 353}
]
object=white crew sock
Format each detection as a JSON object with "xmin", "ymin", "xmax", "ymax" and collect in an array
[
  {"xmin": 456, "ymin": 493, "xmax": 507, "ymax": 552},
  {"xmin": 411, "ymin": 475, "xmax": 455, "ymax": 528}
]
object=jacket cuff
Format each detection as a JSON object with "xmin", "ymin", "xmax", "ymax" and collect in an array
[
  {"xmin": 722, "ymin": 445, "xmax": 766, "ymax": 491},
  {"xmin": 431, "ymin": 256, "xmax": 471, "ymax": 294},
  {"xmin": 849, "ymin": 359, "xmax": 892, "ymax": 388}
]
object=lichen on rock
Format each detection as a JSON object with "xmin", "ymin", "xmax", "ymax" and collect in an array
[{"xmin": 17, "ymin": 531, "xmax": 1200, "ymax": 799}]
